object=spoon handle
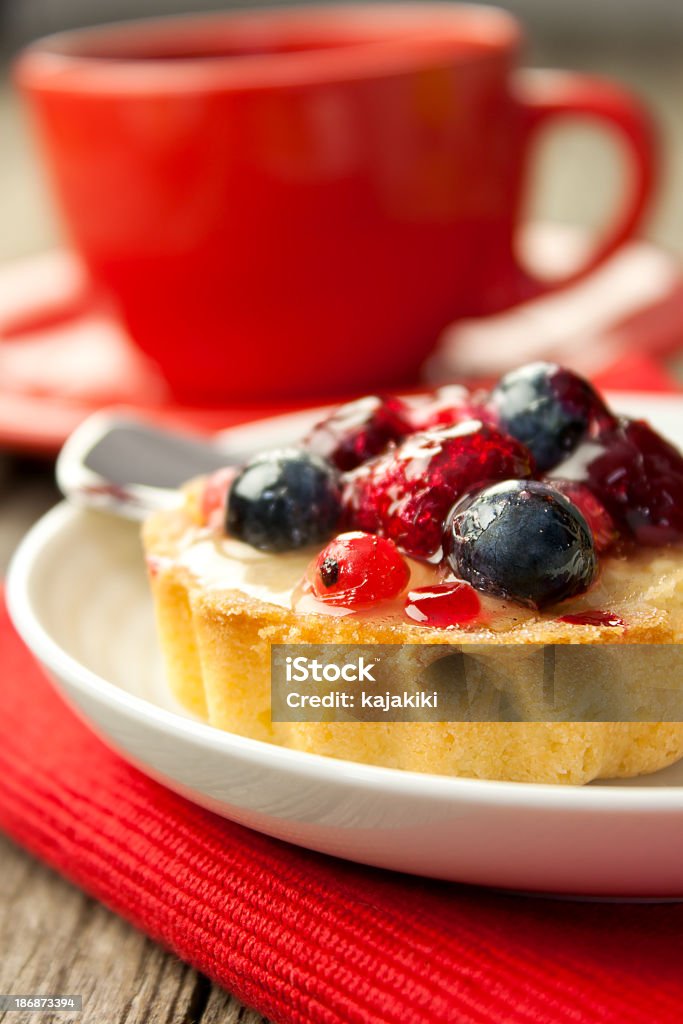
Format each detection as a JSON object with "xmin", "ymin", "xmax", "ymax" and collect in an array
[{"xmin": 56, "ymin": 413, "xmax": 248, "ymax": 521}]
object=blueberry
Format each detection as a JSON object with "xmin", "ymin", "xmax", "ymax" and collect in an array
[
  {"xmin": 227, "ymin": 449, "xmax": 341, "ymax": 551},
  {"xmin": 446, "ymin": 480, "xmax": 597, "ymax": 609},
  {"xmin": 488, "ymin": 362, "xmax": 612, "ymax": 472}
]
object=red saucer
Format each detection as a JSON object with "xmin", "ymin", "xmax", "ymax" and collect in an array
[
  {"xmin": 1, "ymin": 228, "xmax": 682, "ymax": 455},
  {"xmin": 432, "ymin": 225, "xmax": 683, "ymax": 385},
  {"xmin": 0, "ymin": 251, "xmax": 313, "ymax": 454}
]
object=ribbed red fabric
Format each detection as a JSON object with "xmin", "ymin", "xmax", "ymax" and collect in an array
[{"xmin": 2, "ymin": 592, "xmax": 683, "ymax": 1023}]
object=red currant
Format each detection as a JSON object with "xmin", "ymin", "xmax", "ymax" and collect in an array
[
  {"xmin": 404, "ymin": 582, "xmax": 481, "ymax": 627},
  {"xmin": 558, "ymin": 610, "xmax": 625, "ymax": 627},
  {"xmin": 307, "ymin": 532, "xmax": 410, "ymax": 607}
]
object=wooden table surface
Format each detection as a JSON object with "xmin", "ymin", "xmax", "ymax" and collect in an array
[
  {"xmin": 1, "ymin": 39, "xmax": 682, "ymax": 1024},
  {"xmin": 0, "ymin": 460, "xmax": 267, "ymax": 1024}
]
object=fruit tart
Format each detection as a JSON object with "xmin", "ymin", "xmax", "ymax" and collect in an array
[{"xmin": 143, "ymin": 364, "xmax": 683, "ymax": 784}]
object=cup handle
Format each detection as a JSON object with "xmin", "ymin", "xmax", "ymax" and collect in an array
[{"xmin": 512, "ymin": 68, "xmax": 657, "ymax": 299}]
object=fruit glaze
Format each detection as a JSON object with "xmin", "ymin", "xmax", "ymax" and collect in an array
[{"xmin": 173, "ymin": 363, "xmax": 683, "ymax": 632}]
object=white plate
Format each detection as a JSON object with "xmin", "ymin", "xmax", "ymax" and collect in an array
[{"xmin": 8, "ymin": 392, "xmax": 683, "ymax": 898}]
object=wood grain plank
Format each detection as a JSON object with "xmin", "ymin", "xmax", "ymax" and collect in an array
[
  {"xmin": 0, "ymin": 471, "xmax": 270, "ymax": 1024},
  {"xmin": 200, "ymin": 984, "xmax": 272, "ymax": 1024},
  {"xmin": 0, "ymin": 835, "xmax": 265, "ymax": 1024}
]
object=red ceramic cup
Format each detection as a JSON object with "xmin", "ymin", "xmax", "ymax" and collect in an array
[{"xmin": 16, "ymin": 5, "xmax": 657, "ymax": 401}]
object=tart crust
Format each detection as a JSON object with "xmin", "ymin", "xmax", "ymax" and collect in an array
[{"xmin": 143, "ymin": 500, "xmax": 683, "ymax": 785}]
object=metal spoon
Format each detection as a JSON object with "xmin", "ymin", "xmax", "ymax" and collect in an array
[{"xmin": 56, "ymin": 412, "xmax": 251, "ymax": 521}]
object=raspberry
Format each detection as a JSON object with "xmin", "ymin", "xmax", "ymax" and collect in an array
[
  {"xmin": 306, "ymin": 532, "xmax": 410, "ymax": 607},
  {"xmin": 303, "ymin": 395, "xmax": 411, "ymax": 471},
  {"xmin": 200, "ymin": 467, "xmax": 236, "ymax": 529},
  {"xmin": 341, "ymin": 421, "xmax": 534, "ymax": 559},
  {"xmin": 408, "ymin": 386, "xmax": 496, "ymax": 432},
  {"xmin": 404, "ymin": 582, "xmax": 481, "ymax": 627},
  {"xmin": 550, "ymin": 417, "xmax": 683, "ymax": 545},
  {"xmin": 550, "ymin": 480, "xmax": 618, "ymax": 553}
]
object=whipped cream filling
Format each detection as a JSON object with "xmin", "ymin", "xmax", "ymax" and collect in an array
[
  {"xmin": 167, "ymin": 525, "xmax": 533, "ymax": 629},
  {"xmin": 160, "ymin": 516, "xmax": 683, "ymax": 634},
  {"xmin": 176, "ymin": 532, "xmax": 313, "ymax": 609}
]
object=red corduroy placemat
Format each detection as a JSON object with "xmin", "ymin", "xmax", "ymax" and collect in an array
[{"xmin": 2, "ymin": 588, "xmax": 683, "ymax": 1024}]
